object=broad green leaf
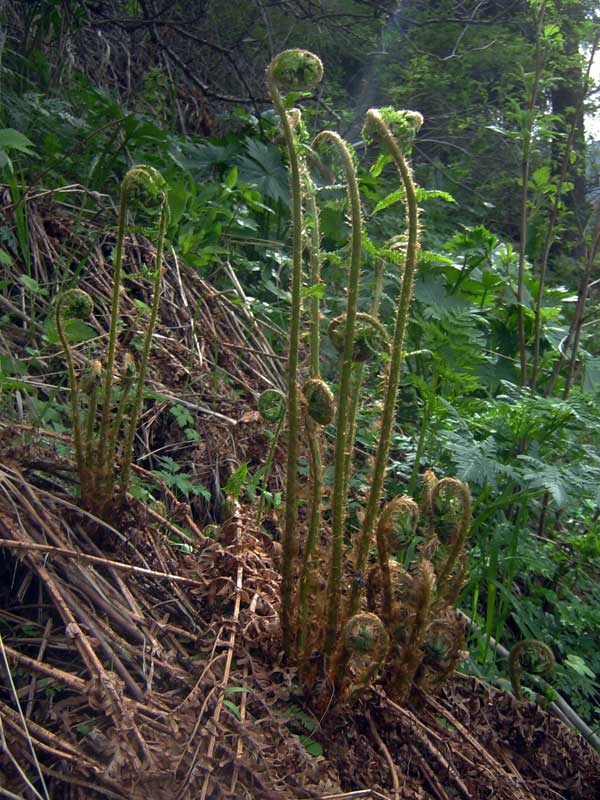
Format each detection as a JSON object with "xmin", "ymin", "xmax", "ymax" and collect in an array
[
  {"xmin": 0, "ymin": 128, "xmax": 36, "ymax": 154},
  {"xmin": 63, "ymin": 320, "xmax": 98, "ymax": 342},
  {"xmin": 44, "ymin": 317, "xmax": 97, "ymax": 344},
  {"xmin": 416, "ymin": 187, "xmax": 456, "ymax": 204},
  {"xmin": 564, "ymin": 654, "xmax": 595, "ymax": 679},
  {"xmin": 531, "ymin": 165, "xmax": 551, "ymax": 192},
  {"xmin": 0, "ymin": 355, "xmax": 27, "ymax": 376},
  {"xmin": 369, "ymin": 152, "xmax": 392, "ymax": 177},
  {"xmin": 543, "ymin": 23, "xmax": 560, "ymax": 38},
  {"xmin": 237, "ymin": 138, "xmax": 289, "ymax": 206},
  {"xmin": 301, "ymin": 283, "xmax": 325, "ymax": 300},
  {"xmin": 20, "ymin": 275, "xmax": 47, "ymax": 295},
  {"xmin": 168, "ymin": 140, "xmax": 239, "ymax": 173},
  {"xmin": 582, "ymin": 354, "xmax": 600, "ymax": 395},
  {"xmin": 224, "ymin": 166, "xmax": 238, "ymax": 189},
  {"xmin": 166, "ymin": 182, "xmax": 190, "ymax": 228}
]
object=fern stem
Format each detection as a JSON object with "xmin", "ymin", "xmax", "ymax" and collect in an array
[
  {"xmin": 256, "ymin": 414, "xmax": 284, "ymax": 525},
  {"xmin": 297, "ymin": 416, "xmax": 324, "ymax": 661},
  {"xmin": 267, "ymin": 81, "xmax": 302, "ymax": 660},
  {"xmin": 97, "ymin": 191, "xmax": 128, "ymax": 501},
  {"xmin": 266, "ymin": 51, "xmax": 323, "ymax": 658},
  {"xmin": 55, "ymin": 301, "xmax": 85, "ymax": 488},
  {"xmin": 312, "ymin": 131, "xmax": 363, "ymax": 655},
  {"xmin": 298, "ymin": 164, "xmax": 325, "ymax": 661},
  {"xmin": 119, "ymin": 202, "xmax": 168, "ymax": 501},
  {"xmin": 347, "ymin": 110, "xmax": 421, "ymax": 621},
  {"xmin": 343, "ymin": 258, "xmax": 385, "ymax": 499}
]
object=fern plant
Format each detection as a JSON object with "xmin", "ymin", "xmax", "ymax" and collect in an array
[
  {"xmin": 264, "ymin": 50, "xmax": 471, "ymax": 707},
  {"xmin": 56, "ymin": 165, "xmax": 169, "ymax": 519},
  {"xmin": 266, "ymin": 49, "xmax": 324, "ymax": 656}
]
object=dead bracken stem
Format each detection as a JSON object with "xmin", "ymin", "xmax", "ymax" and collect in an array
[
  {"xmin": 367, "ymin": 711, "xmax": 401, "ymax": 800},
  {"xmin": 198, "ymin": 507, "xmax": 243, "ymax": 800}
]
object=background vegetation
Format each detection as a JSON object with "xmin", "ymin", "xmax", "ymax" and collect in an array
[{"xmin": 2, "ymin": 0, "xmax": 600, "ymax": 738}]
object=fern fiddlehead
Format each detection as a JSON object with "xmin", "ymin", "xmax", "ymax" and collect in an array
[
  {"xmin": 303, "ymin": 378, "xmax": 335, "ymax": 426},
  {"xmin": 393, "ymin": 559, "xmax": 436, "ymax": 703},
  {"xmin": 430, "ymin": 478, "xmax": 471, "ymax": 604},
  {"xmin": 266, "ymin": 50, "xmax": 323, "ymax": 658},
  {"xmin": 375, "ymin": 496, "xmax": 420, "ymax": 626},
  {"xmin": 340, "ymin": 612, "xmax": 390, "ymax": 698},
  {"xmin": 118, "ymin": 167, "xmax": 169, "ymax": 501},
  {"xmin": 508, "ymin": 639, "xmax": 555, "ymax": 701},
  {"xmin": 328, "ymin": 312, "xmax": 390, "ymax": 364}
]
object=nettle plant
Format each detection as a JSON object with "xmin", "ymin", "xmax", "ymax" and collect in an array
[
  {"xmin": 55, "ymin": 165, "xmax": 169, "ymax": 518},
  {"xmin": 266, "ymin": 50, "xmax": 472, "ymax": 705}
]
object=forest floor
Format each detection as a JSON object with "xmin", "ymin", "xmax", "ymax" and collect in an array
[{"xmin": 1, "ymin": 195, "xmax": 599, "ymax": 799}]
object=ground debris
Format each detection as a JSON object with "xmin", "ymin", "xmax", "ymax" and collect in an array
[{"xmin": 1, "ymin": 453, "xmax": 598, "ymax": 799}]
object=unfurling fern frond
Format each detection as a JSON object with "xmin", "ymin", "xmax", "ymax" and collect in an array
[{"xmin": 508, "ymin": 639, "xmax": 555, "ymax": 701}]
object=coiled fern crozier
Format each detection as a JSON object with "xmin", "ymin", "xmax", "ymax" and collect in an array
[{"xmin": 508, "ymin": 639, "xmax": 555, "ymax": 700}]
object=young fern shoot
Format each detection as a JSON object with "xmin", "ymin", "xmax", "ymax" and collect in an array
[
  {"xmin": 256, "ymin": 389, "xmax": 286, "ymax": 525},
  {"xmin": 347, "ymin": 108, "xmax": 423, "ymax": 622},
  {"xmin": 266, "ymin": 49, "xmax": 323, "ymax": 657},
  {"xmin": 265, "ymin": 54, "xmax": 469, "ymax": 707},
  {"xmin": 97, "ymin": 165, "xmax": 169, "ymax": 505},
  {"xmin": 55, "ymin": 288, "xmax": 94, "ymax": 493},
  {"xmin": 311, "ymin": 130, "xmax": 364, "ymax": 656},
  {"xmin": 297, "ymin": 119, "xmax": 330, "ymax": 665},
  {"xmin": 56, "ymin": 165, "xmax": 169, "ymax": 519},
  {"xmin": 118, "ymin": 179, "xmax": 169, "ymax": 500}
]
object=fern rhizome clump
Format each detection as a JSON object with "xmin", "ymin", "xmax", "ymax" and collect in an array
[
  {"xmin": 266, "ymin": 49, "xmax": 470, "ymax": 707},
  {"xmin": 56, "ymin": 165, "xmax": 169, "ymax": 519}
]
